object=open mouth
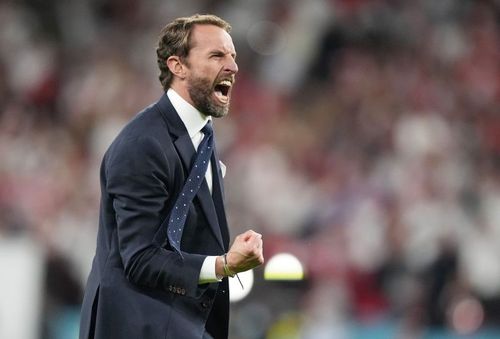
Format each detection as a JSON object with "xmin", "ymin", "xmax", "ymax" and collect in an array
[{"xmin": 214, "ymin": 79, "xmax": 232, "ymax": 104}]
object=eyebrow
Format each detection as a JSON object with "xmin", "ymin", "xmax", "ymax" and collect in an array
[{"xmin": 209, "ymin": 49, "xmax": 237, "ymax": 58}]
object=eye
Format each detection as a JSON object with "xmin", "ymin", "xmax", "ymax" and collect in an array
[{"xmin": 210, "ymin": 52, "xmax": 224, "ymax": 59}]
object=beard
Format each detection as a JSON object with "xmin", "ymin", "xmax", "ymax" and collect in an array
[{"xmin": 187, "ymin": 75, "xmax": 229, "ymax": 118}]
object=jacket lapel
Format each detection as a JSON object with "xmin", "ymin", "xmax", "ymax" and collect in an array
[
  {"xmin": 212, "ymin": 147, "xmax": 230, "ymax": 249},
  {"xmin": 196, "ymin": 175, "xmax": 225, "ymax": 250},
  {"xmin": 156, "ymin": 94, "xmax": 225, "ymax": 251}
]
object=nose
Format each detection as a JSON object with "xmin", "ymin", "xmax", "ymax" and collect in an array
[{"xmin": 226, "ymin": 56, "xmax": 238, "ymax": 74}]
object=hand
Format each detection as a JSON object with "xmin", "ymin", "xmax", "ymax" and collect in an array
[{"xmin": 226, "ymin": 230, "xmax": 264, "ymax": 274}]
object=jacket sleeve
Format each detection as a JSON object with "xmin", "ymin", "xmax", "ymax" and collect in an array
[{"xmin": 105, "ymin": 134, "xmax": 207, "ymax": 298}]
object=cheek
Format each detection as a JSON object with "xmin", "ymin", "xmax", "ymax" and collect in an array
[
  {"xmin": 199, "ymin": 61, "xmax": 221, "ymax": 75},
  {"xmin": 191, "ymin": 64, "xmax": 216, "ymax": 80}
]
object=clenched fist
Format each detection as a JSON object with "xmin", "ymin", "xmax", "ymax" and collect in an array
[{"xmin": 216, "ymin": 230, "xmax": 264, "ymax": 277}]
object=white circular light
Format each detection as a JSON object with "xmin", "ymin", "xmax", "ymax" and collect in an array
[
  {"xmin": 448, "ymin": 296, "xmax": 484, "ymax": 335},
  {"xmin": 229, "ymin": 269, "xmax": 254, "ymax": 303},
  {"xmin": 264, "ymin": 253, "xmax": 304, "ymax": 281}
]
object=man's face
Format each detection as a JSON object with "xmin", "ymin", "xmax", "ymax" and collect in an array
[{"xmin": 184, "ymin": 24, "xmax": 238, "ymax": 118}]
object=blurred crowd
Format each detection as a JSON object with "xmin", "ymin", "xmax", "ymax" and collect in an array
[{"xmin": 0, "ymin": 0, "xmax": 499, "ymax": 338}]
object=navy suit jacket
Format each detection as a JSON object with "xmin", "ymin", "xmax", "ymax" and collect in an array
[{"xmin": 79, "ymin": 94, "xmax": 231, "ymax": 339}]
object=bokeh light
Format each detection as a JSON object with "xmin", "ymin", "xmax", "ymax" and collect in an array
[
  {"xmin": 448, "ymin": 296, "xmax": 484, "ymax": 335},
  {"xmin": 229, "ymin": 269, "xmax": 254, "ymax": 303},
  {"xmin": 264, "ymin": 253, "xmax": 304, "ymax": 281}
]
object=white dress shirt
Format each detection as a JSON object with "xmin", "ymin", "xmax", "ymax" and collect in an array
[{"xmin": 167, "ymin": 89, "xmax": 221, "ymax": 283}]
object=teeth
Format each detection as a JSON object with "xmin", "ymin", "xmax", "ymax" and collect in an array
[{"xmin": 218, "ymin": 80, "xmax": 232, "ymax": 86}]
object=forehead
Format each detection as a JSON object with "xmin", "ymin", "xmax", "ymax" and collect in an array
[{"xmin": 189, "ymin": 24, "xmax": 236, "ymax": 54}]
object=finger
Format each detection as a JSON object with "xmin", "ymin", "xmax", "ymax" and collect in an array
[
  {"xmin": 254, "ymin": 238, "xmax": 263, "ymax": 249},
  {"xmin": 234, "ymin": 231, "xmax": 252, "ymax": 244},
  {"xmin": 244, "ymin": 229, "xmax": 262, "ymax": 239},
  {"xmin": 248, "ymin": 235, "xmax": 263, "ymax": 248},
  {"xmin": 251, "ymin": 231, "xmax": 262, "ymax": 238},
  {"xmin": 240, "ymin": 230, "xmax": 254, "ymax": 241},
  {"xmin": 245, "ymin": 231, "xmax": 262, "ymax": 241}
]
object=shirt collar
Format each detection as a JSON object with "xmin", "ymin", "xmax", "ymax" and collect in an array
[{"xmin": 167, "ymin": 88, "xmax": 211, "ymax": 138}]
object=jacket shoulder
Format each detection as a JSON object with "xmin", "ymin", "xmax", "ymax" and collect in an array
[{"xmin": 102, "ymin": 103, "xmax": 173, "ymax": 168}]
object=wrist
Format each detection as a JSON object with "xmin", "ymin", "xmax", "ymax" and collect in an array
[
  {"xmin": 223, "ymin": 253, "xmax": 236, "ymax": 277},
  {"xmin": 215, "ymin": 255, "xmax": 225, "ymax": 279}
]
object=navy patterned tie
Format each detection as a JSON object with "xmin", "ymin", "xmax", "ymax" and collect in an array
[{"xmin": 167, "ymin": 121, "xmax": 214, "ymax": 258}]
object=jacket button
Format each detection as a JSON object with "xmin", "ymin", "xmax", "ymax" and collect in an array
[{"xmin": 201, "ymin": 300, "xmax": 210, "ymax": 308}]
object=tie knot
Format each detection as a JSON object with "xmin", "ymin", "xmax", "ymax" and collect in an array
[{"xmin": 201, "ymin": 121, "xmax": 213, "ymax": 136}]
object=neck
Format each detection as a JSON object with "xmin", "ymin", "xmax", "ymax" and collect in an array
[{"xmin": 169, "ymin": 83, "xmax": 195, "ymax": 107}]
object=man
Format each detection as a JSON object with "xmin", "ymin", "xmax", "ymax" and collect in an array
[{"xmin": 79, "ymin": 14, "xmax": 264, "ymax": 339}]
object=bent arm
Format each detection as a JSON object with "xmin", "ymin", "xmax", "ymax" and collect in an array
[{"xmin": 106, "ymin": 135, "xmax": 206, "ymax": 297}]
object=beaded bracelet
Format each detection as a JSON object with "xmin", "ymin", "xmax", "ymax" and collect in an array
[
  {"xmin": 223, "ymin": 253, "xmax": 236, "ymax": 277},
  {"xmin": 224, "ymin": 253, "xmax": 244, "ymax": 289}
]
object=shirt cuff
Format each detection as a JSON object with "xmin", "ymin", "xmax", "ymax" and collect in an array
[{"xmin": 199, "ymin": 255, "xmax": 222, "ymax": 284}]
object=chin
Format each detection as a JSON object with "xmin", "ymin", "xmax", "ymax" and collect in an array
[
  {"xmin": 209, "ymin": 108, "xmax": 229, "ymax": 118},
  {"xmin": 207, "ymin": 100, "xmax": 230, "ymax": 118}
]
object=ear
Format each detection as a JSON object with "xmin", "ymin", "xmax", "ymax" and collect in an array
[{"xmin": 166, "ymin": 56, "xmax": 187, "ymax": 79}]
